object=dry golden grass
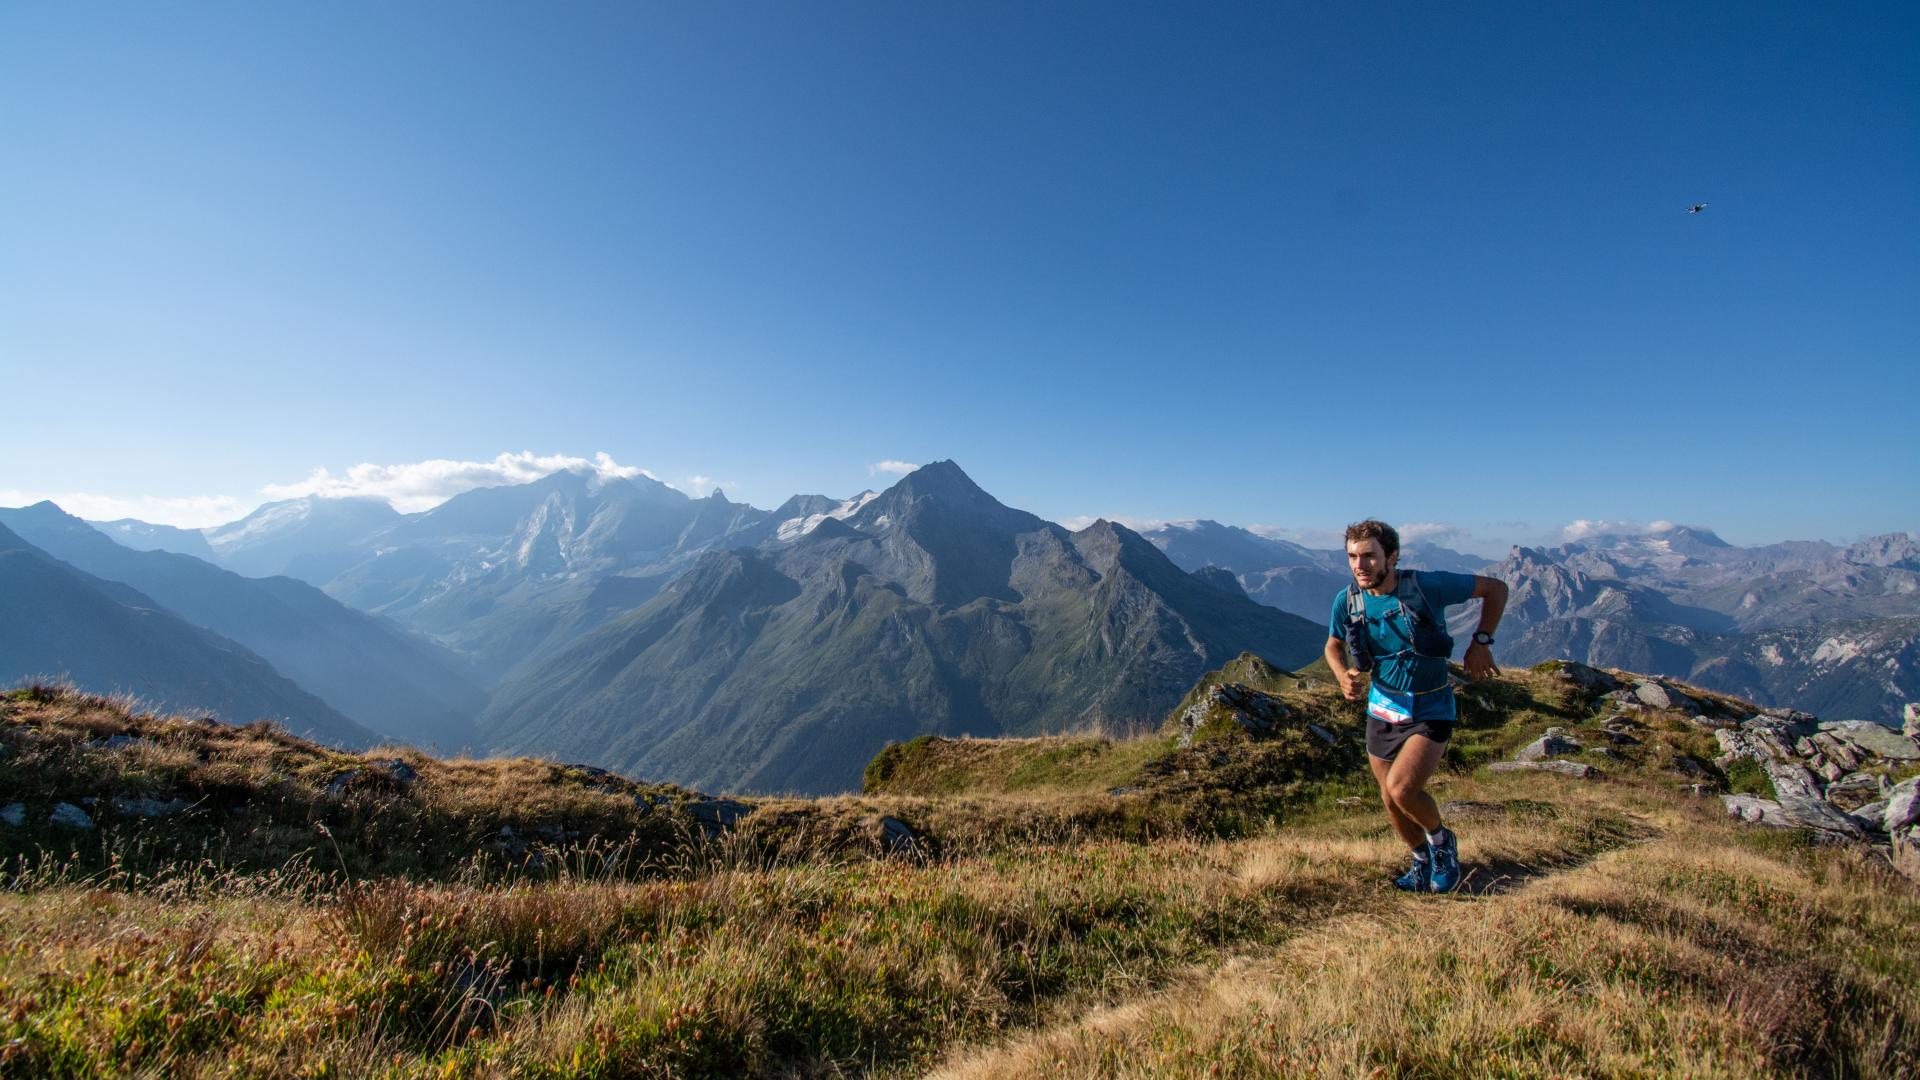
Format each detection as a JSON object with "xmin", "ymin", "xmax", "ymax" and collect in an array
[
  {"xmin": 925, "ymin": 807, "xmax": 1920, "ymax": 1080},
  {"xmin": 4, "ymin": 670, "xmax": 1917, "ymax": 1077}
]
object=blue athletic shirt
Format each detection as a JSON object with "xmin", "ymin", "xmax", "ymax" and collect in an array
[{"xmin": 1327, "ymin": 569, "xmax": 1479, "ymax": 696}]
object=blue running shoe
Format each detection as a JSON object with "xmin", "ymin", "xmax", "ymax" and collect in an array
[
  {"xmin": 1393, "ymin": 848, "xmax": 1431, "ymax": 892},
  {"xmin": 1429, "ymin": 828, "xmax": 1461, "ymax": 893}
]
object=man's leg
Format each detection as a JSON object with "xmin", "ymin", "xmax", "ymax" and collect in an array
[
  {"xmin": 1370, "ymin": 753, "xmax": 1429, "ymax": 850},
  {"xmin": 1383, "ymin": 734, "xmax": 1447, "ymax": 834}
]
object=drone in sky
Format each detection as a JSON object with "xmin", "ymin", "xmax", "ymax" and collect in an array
[{"xmin": 1686, "ymin": 202, "xmax": 1709, "ymax": 214}]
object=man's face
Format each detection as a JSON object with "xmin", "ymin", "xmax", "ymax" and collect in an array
[{"xmin": 1347, "ymin": 538, "xmax": 1397, "ymax": 589}]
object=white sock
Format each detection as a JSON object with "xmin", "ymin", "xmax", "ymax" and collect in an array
[{"xmin": 1426, "ymin": 827, "xmax": 1449, "ymax": 847}]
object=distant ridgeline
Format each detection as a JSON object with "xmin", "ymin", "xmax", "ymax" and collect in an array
[
  {"xmin": 2, "ymin": 463, "xmax": 1915, "ymax": 797},
  {"xmin": 1138, "ymin": 520, "xmax": 1920, "ymax": 727}
]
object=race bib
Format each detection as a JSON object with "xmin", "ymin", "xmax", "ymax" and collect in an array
[{"xmin": 1367, "ymin": 684, "xmax": 1415, "ymax": 725}]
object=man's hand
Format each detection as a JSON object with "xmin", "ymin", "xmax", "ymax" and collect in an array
[
  {"xmin": 1464, "ymin": 641, "xmax": 1500, "ymax": 680},
  {"xmin": 1340, "ymin": 668, "xmax": 1367, "ymax": 700}
]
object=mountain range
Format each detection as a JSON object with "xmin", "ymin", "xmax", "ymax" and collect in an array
[
  {"xmin": 4, "ymin": 463, "xmax": 1914, "ymax": 787},
  {"xmin": 3, "ymin": 462, "xmax": 1323, "ymax": 792},
  {"xmin": 480, "ymin": 462, "xmax": 1326, "ymax": 793},
  {"xmin": 1137, "ymin": 519, "xmax": 1918, "ymax": 724}
]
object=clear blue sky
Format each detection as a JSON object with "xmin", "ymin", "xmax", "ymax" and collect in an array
[{"xmin": 2, "ymin": 2, "xmax": 1914, "ymax": 554}]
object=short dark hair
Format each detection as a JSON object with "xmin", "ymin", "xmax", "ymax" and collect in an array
[{"xmin": 1344, "ymin": 519, "xmax": 1400, "ymax": 558}]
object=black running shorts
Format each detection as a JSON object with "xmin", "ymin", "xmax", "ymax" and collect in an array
[{"xmin": 1367, "ymin": 716, "xmax": 1453, "ymax": 761}]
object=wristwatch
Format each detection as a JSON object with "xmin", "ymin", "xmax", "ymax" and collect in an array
[{"xmin": 1471, "ymin": 631, "xmax": 1495, "ymax": 646}]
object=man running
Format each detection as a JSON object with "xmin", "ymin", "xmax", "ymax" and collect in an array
[{"xmin": 1324, "ymin": 519, "xmax": 1508, "ymax": 893}]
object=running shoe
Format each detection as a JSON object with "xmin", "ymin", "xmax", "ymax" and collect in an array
[
  {"xmin": 1428, "ymin": 828, "xmax": 1461, "ymax": 893},
  {"xmin": 1392, "ymin": 848, "xmax": 1431, "ymax": 892}
]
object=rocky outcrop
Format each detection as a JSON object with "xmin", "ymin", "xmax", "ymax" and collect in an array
[
  {"xmin": 1173, "ymin": 682, "xmax": 1294, "ymax": 748},
  {"xmin": 1712, "ymin": 703, "xmax": 1920, "ymax": 881},
  {"xmin": 323, "ymin": 758, "xmax": 422, "ymax": 800},
  {"xmin": 1516, "ymin": 730, "xmax": 1582, "ymax": 762}
]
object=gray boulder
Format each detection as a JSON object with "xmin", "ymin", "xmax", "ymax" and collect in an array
[
  {"xmin": 1723, "ymin": 794, "xmax": 1788, "ymax": 826},
  {"xmin": 1848, "ymin": 800, "xmax": 1889, "ymax": 833},
  {"xmin": 1488, "ymin": 760, "xmax": 1599, "ymax": 779},
  {"xmin": 1715, "ymin": 729, "xmax": 1771, "ymax": 766},
  {"xmin": 688, "ymin": 798, "xmax": 753, "ymax": 836},
  {"xmin": 1775, "ymin": 795, "xmax": 1868, "ymax": 839},
  {"xmin": 878, "ymin": 815, "xmax": 923, "ymax": 855},
  {"xmin": 322, "ymin": 758, "xmax": 422, "ymax": 799},
  {"xmin": 1633, "ymin": 681, "xmax": 1681, "ymax": 710},
  {"xmin": 1823, "ymin": 772, "xmax": 1889, "ymax": 811},
  {"xmin": 49, "ymin": 802, "xmax": 94, "ymax": 829},
  {"xmin": 1810, "ymin": 732, "xmax": 1863, "ymax": 771},
  {"xmin": 1546, "ymin": 661, "xmax": 1620, "ymax": 695},
  {"xmin": 1809, "ymin": 757, "xmax": 1847, "ymax": 784},
  {"xmin": 1636, "ymin": 681, "xmax": 1705, "ymax": 714},
  {"xmin": 1885, "ymin": 778, "xmax": 1920, "ymax": 834},
  {"xmin": 0, "ymin": 803, "xmax": 23, "ymax": 827},
  {"xmin": 109, "ymin": 796, "xmax": 192, "ymax": 818},
  {"xmin": 1904, "ymin": 702, "xmax": 1919, "ymax": 739},
  {"xmin": 1516, "ymin": 733, "xmax": 1582, "ymax": 762},
  {"xmin": 1762, "ymin": 759, "xmax": 1822, "ymax": 801},
  {"xmin": 1819, "ymin": 721, "xmax": 1920, "ymax": 762},
  {"xmin": 1668, "ymin": 754, "xmax": 1712, "ymax": 779},
  {"xmin": 1894, "ymin": 827, "xmax": 1920, "ymax": 885},
  {"xmin": 96, "ymin": 734, "xmax": 156, "ymax": 751},
  {"xmin": 372, "ymin": 758, "xmax": 421, "ymax": 785}
]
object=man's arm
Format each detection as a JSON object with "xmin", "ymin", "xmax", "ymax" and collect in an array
[
  {"xmin": 1325, "ymin": 636, "xmax": 1365, "ymax": 700},
  {"xmin": 1463, "ymin": 575, "xmax": 1508, "ymax": 679}
]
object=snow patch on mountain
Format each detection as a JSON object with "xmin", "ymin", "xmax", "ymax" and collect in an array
[{"xmin": 775, "ymin": 491, "xmax": 878, "ymax": 541}]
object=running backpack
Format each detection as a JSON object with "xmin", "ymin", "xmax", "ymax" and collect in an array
[{"xmin": 1342, "ymin": 569, "xmax": 1455, "ymax": 673}]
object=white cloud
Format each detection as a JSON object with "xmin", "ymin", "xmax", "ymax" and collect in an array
[
  {"xmin": 0, "ymin": 490, "xmax": 250, "ymax": 530},
  {"xmin": 868, "ymin": 460, "xmax": 917, "ymax": 476},
  {"xmin": 683, "ymin": 475, "xmax": 739, "ymax": 498},
  {"xmin": 1559, "ymin": 518, "xmax": 1679, "ymax": 542},
  {"xmin": 260, "ymin": 451, "xmax": 662, "ymax": 513},
  {"xmin": 1398, "ymin": 522, "xmax": 1462, "ymax": 544}
]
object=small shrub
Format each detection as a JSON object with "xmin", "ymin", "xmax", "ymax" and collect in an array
[{"xmin": 1724, "ymin": 757, "xmax": 1775, "ymax": 799}]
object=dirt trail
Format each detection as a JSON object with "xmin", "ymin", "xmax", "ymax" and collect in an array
[{"xmin": 915, "ymin": 812, "xmax": 1655, "ymax": 1080}]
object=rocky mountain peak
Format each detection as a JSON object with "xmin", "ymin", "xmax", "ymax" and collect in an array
[
  {"xmin": 1845, "ymin": 532, "xmax": 1920, "ymax": 570},
  {"xmin": 885, "ymin": 460, "xmax": 994, "ymax": 503}
]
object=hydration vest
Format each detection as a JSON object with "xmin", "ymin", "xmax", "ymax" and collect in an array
[{"xmin": 1342, "ymin": 568, "xmax": 1455, "ymax": 675}]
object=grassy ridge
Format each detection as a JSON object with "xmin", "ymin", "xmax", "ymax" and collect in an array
[
  {"xmin": 3, "ymin": 663, "xmax": 1917, "ymax": 1077},
  {"xmin": 0, "ymin": 790, "xmax": 1650, "ymax": 1078}
]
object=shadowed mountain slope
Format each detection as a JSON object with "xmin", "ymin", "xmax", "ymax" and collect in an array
[
  {"xmin": 0, "ymin": 523, "xmax": 376, "ymax": 748},
  {"xmin": 0, "ymin": 502, "xmax": 485, "ymax": 751}
]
